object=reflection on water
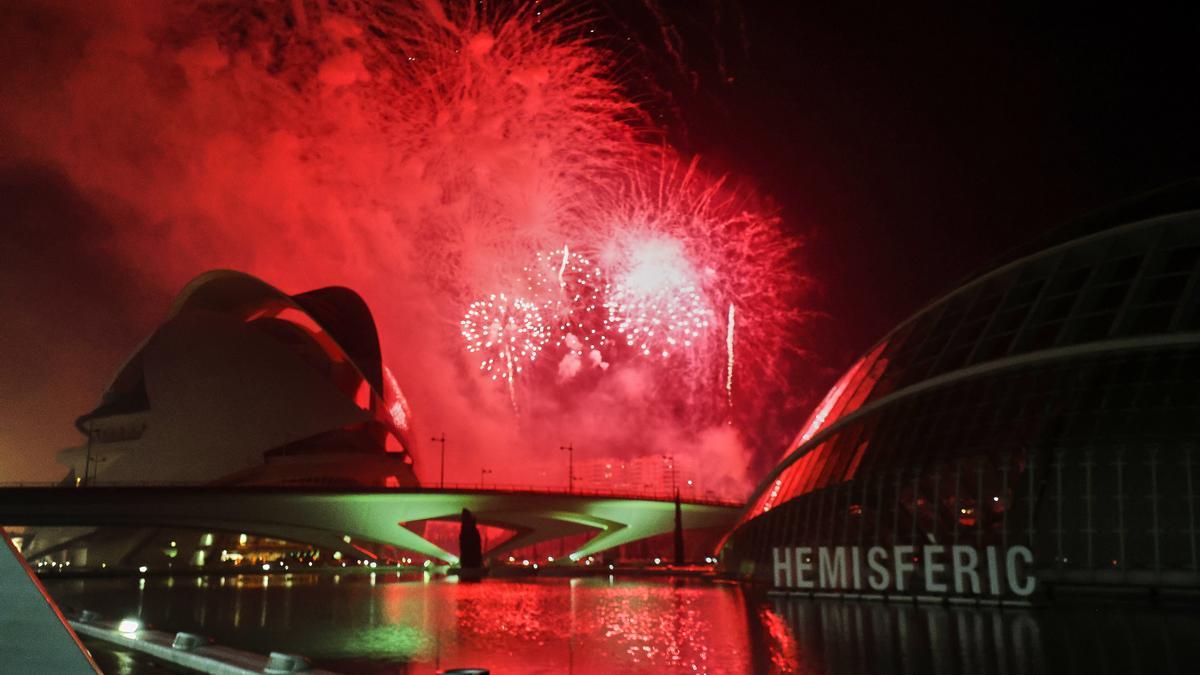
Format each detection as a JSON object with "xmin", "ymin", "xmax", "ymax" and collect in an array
[
  {"xmin": 762, "ymin": 594, "xmax": 1200, "ymax": 675},
  {"xmin": 42, "ymin": 573, "xmax": 1200, "ymax": 674}
]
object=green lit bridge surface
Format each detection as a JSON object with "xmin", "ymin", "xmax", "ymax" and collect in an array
[{"xmin": 0, "ymin": 486, "xmax": 742, "ymax": 565}]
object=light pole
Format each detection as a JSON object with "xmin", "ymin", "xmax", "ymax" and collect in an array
[
  {"xmin": 431, "ymin": 433, "xmax": 447, "ymax": 488},
  {"xmin": 480, "ymin": 468, "xmax": 492, "ymax": 487},
  {"xmin": 560, "ymin": 442, "xmax": 575, "ymax": 493},
  {"xmin": 661, "ymin": 454, "xmax": 677, "ymax": 495},
  {"xmin": 82, "ymin": 425, "xmax": 94, "ymax": 487},
  {"xmin": 89, "ymin": 456, "xmax": 106, "ymax": 486}
]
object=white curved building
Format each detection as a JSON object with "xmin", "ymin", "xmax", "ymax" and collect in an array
[{"xmin": 58, "ymin": 270, "xmax": 418, "ymax": 488}]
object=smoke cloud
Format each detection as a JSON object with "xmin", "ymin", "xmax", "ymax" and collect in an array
[{"xmin": 0, "ymin": 1, "xmax": 813, "ymax": 498}]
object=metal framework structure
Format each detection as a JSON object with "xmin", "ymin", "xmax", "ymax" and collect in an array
[{"xmin": 725, "ymin": 203, "xmax": 1200, "ymax": 596}]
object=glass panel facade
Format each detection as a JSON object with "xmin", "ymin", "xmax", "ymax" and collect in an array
[
  {"xmin": 728, "ymin": 210, "xmax": 1200, "ymax": 595},
  {"xmin": 767, "ymin": 213, "xmax": 1200, "ymax": 471}
]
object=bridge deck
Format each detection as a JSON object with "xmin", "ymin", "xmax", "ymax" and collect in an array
[{"xmin": 0, "ymin": 486, "xmax": 743, "ymax": 567}]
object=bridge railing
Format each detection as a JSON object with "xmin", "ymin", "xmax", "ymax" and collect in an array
[
  {"xmin": 0, "ymin": 481, "xmax": 743, "ymax": 508},
  {"xmin": 432, "ymin": 482, "xmax": 742, "ymax": 507}
]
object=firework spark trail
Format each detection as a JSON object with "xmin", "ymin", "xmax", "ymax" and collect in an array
[
  {"xmin": 726, "ymin": 302, "xmax": 735, "ymax": 409},
  {"xmin": 181, "ymin": 0, "xmax": 653, "ymax": 298},
  {"xmin": 522, "ymin": 248, "xmax": 613, "ymax": 353},
  {"xmin": 587, "ymin": 227, "xmax": 712, "ymax": 363},
  {"xmin": 174, "ymin": 2, "xmax": 803, "ymax": 405},
  {"xmin": 9, "ymin": 1, "xmax": 811, "ymax": 494},
  {"xmin": 504, "ymin": 343, "xmax": 518, "ymax": 413},
  {"xmin": 460, "ymin": 293, "xmax": 548, "ymax": 380},
  {"xmin": 172, "ymin": 1, "xmax": 806, "ymax": 445},
  {"xmin": 460, "ymin": 293, "xmax": 550, "ymax": 412},
  {"xmin": 575, "ymin": 151, "xmax": 807, "ymax": 425}
]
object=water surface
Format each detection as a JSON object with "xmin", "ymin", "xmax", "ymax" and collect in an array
[{"xmin": 42, "ymin": 573, "xmax": 1200, "ymax": 674}]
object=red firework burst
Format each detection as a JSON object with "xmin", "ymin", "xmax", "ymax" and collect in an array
[{"xmin": 460, "ymin": 293, "xmax": 549, "ymax": 383}]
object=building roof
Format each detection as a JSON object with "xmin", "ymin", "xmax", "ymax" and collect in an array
[{"xmin": 65, "ymin": 270, "xmax": 416, "ymax": 487}]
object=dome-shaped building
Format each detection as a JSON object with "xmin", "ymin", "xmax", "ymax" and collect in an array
[
  {"xmin": 58, "ymin": 270, "xmax": 418, "ymax": 488},
  {"xmin": 721, "ymin": 184, "xmax": 1200, "ymax": 601}
]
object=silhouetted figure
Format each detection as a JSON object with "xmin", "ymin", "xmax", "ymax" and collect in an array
[
  {"xmin": 459, "ymin": 507, "xmax": 483, "ymax": 570},
  {"xmin": 673, "ymin": 490, "xmax": 685, "ymax": 565}
]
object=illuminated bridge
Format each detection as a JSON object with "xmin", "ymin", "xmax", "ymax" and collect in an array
[{"xmin": 0, "ymin": 485, "xmax": 741, "ymax": 566}]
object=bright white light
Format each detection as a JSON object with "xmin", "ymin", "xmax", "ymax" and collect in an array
[
  {"xmin": 137, "ymin": 566, "xmax": 148, "ymax": 574},
  {"xmin": 261, "ymin": 563, "xmax": 271, "ymax": 572},
  {"xmin": 117, "ymin": 618, "xmax": 141, "ymax": 635},
  {"xmin": 369, "ymin": 562, "xmax": 377, "ymax": 569},
  {"xmin": 238, "ymin": 533, "xmax": 248, "ymax": 545},
  {"xmin": 653, "ymin": 557, "xmax": 661, "ymax": 565},
  {"xmin": 522, "ymin": 559, "xmax": 530, "ymax": 566},
  {"xmin": 333, "ymin": 551, "xmax": 343, "ymax": 560},
  {"xmin": 619, "ymin": 236, "xmax": 696, "ymax": 295},
  {"xmin": 547, "ymin": 556, "xmax": 555, "ymax": 562},
  {"xmin": 993, "ymin": 496, "xmax": 1000, "ymax": 502},
  {"xmin": 532, "ymin": 563, "xmax": 539, "ymax": 570}
]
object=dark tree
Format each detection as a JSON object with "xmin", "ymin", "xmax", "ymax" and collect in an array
[{"xmin": 459, "ymin": 507, "xmax": 483, "ymax": 569}]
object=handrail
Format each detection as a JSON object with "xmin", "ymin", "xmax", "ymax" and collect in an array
[{"xmin": 0, "ymin": 481, "xmax": 743, "ymax": 508}]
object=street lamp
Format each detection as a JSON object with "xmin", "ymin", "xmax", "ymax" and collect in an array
[
  {"xmin": 431, "ymin": 433, "xmax": 447, "ymax": 488},
  {"xmin": 560, "ymin": 443, "xmax": 575, "ymax": 493},
  {"xmin": 661, "ymin": 454, "xmax": 677, "ymax": 495}
]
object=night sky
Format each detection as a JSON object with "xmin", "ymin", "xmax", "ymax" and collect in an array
[
  {"xmin": 653, "ymin": 2, "xmax": 1200, "ymax": 368},
  {"xmin": 2, "ymin": 2, "xmax": 1199, "ymax": 484}
]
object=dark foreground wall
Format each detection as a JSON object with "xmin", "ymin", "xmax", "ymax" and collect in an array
[{"xmin": 0, "ymin": 529, "xmax": 98, "ymax": 672}]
